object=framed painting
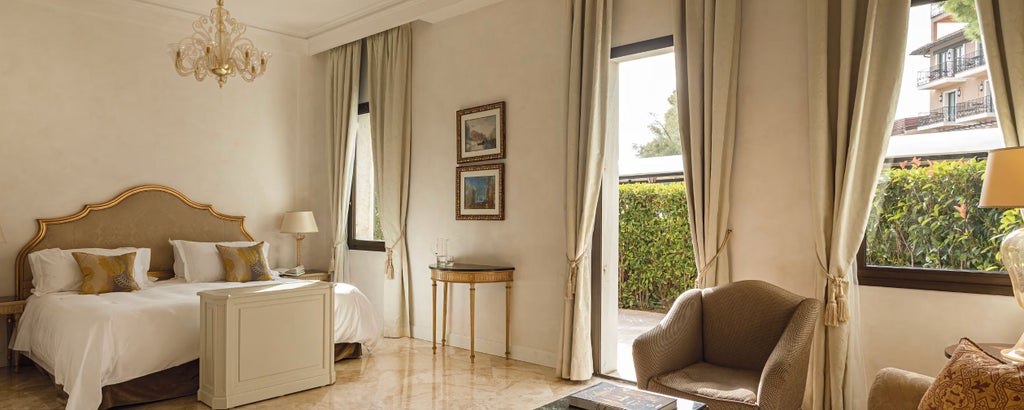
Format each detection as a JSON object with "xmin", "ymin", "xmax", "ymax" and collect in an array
[
  {"xmin": 456, "ymin": 164, "xmax": 505, "ymax": 220},
  {"xmin": 456, "ymin": 101, "xmax": 506, "ymax": 163}
]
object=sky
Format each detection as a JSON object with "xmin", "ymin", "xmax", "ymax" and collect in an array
[
  {"xmin": 616, "ymin": 52, "xmax": 676, "ymax": 170},
  {"xmin": 614, "ymin": 4, "xmax": 972, "ymax": 172}
]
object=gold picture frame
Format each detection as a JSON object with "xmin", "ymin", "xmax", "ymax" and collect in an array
[
  {"xmin": 456, "ymin": 101, "xmax": 506, "ymax": 163},
  {"xmin": 456, "ymin": 164, "xmax": 505, "ymax": 220}
]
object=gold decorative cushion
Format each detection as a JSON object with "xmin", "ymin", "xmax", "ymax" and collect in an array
[
  {"xmin": 919, "ymin": 338, "xmax": 1024, "ymax": 409},
  {"xmin": 216, "ymin": 242, "xmax": 273, "ymax": 282},
  {"xmin": 71, "ymin": 252, "xmax": 142, "ymax": 294}
]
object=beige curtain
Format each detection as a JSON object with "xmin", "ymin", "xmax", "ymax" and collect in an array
[
  {"xmin": 978, "ymin": 0, "xmax": 1024, "ymax": 147},
  {"xmin": 807, "ymin": 0, "xmax": 908, "ymax": 408},
  {"xmin": 327, "ymin": 41, "xmax": 362, "ymax": 283},
  {"xmin": 673, "ymin": 0, "xmax": 741, "ymax": 289},
  {"xmin": 367, "ymin": 24, "xmax": 413, "ymax": 338},
  {"xmin": 556, "ymin": 0, "xmax": 611, "ymax": 381}
]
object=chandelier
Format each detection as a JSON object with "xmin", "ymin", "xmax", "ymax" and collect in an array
[{"xmin": 173, "ymin": 0, "xmax": 269, "ymax": 87}]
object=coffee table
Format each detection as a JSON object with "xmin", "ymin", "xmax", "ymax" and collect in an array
[{"xmin": 535, "ymin": 384, "xmax": 708, "ymax": 410}]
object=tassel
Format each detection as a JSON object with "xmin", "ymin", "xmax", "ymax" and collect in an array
[
  {"xmin": 825, "ymin": 300, "xmax": 839, "ymax": 327},
  {"xmin": 384, "ymin": 247, "xmax": 395, "ymax": 280},
  {"xmin": 824, "ymin": 277, "xmax": 839, "ymax": 327}
]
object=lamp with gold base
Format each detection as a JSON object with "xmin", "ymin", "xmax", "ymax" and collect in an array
[
  {"xmin": 280, "ymin": 211, "xmax": 318, "ymax": 274},
  {"xmin": 980, "ymin": 146, "xmax": 1024, "ymax": 362}
]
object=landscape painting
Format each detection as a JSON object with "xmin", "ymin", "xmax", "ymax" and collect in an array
[
  {"xmin": 457, "ymin": 101, "xmax": 506, "ymax": 163},
  {"xmin": 456, "ymin": 164, "xmax": 504, "ymax": 220}
]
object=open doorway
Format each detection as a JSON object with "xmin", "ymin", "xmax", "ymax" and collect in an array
[{"xmin": 595, "ymin": 40, "xmax": 697, "ymax": 381}]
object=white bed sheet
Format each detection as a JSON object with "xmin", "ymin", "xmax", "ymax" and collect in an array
[{"xmin": 10, "ymin": 278, "xmax": 381, "ymax": 410}]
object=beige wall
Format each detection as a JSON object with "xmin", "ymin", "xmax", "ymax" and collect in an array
[
  {"xmin": 345, "ymin": 0, "xmax": 571, "ymax": 366},
  {"xmin": 730, "ymin": 0, "xmax": 819, "ymax": 300},
  {"xmin": 611, "ymin": 0, "xmax": 674, "ymax": 48},
  {"xmin": 0, "ymin": 0, "xmax": 326, "ymax": 366}
]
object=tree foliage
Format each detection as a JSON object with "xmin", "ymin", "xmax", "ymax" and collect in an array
[
  {"xmin": 634, "ymin": 91, "xmax": 682, "ymax": 158},
  {"xmin": 943, "ymin": 0, "xmax": 981, "ymax": 41}
]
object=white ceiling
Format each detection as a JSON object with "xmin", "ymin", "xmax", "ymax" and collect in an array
[
  {"xmin": 135, "ymin": 0, "xmax": 410, "ymax": 39},
  {"xmin": 133, "ymin": 0, "xmax": 504, "ymax": 53}
]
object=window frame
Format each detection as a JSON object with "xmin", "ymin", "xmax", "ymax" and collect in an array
[
  {"xmin": 856, "ymin": 0, "xmax": 1012, "ymax": 296},
  {"xmin": 347, "ymin": 102, "xmax": 385, "ymax": 252},
  {"xmin": 857, "ymin": 154, "xmax": 1012, "ymax": 296}
]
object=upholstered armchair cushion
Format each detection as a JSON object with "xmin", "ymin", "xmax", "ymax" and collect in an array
[
  {"xmin": 633, "ymin": 280, "xmax": 822, "ymax": 409},
  {"xmin": 867, "ymin": 367, "xmax": 933, "ymax": 410}
]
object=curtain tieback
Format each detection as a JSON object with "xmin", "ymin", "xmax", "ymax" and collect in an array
[
  {"xmin": 565, "ymin": 247, "xmax": 591, "ymax": 300},
  {"xmin": 384, "ymin": 230, "xmax": 407, "ymax": 280},
  {"xmin": 818, "ymin": 259, "xmax": 850, "ymax": 327},
  {"xmin": 694, "ymin": 230, "xmax": 733, "ymax": 288}
]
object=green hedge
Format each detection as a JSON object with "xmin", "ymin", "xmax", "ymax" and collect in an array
[
  {"xmin": 866, "ymin": 158, "xmax": 1021, "ymax": 271},
  {"xmin": 617, "ymin": 158, "xmax": 1021, "ymax": 313},
  {"xmin": 618, "ymin": 182, "xmax": 695, "ymax": 312}
]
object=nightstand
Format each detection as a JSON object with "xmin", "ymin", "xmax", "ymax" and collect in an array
[
  {"xmin": 1, "ymin": 297, "xmax": 26, "ymax": 371},
  {"xmin": 287, "ymin": 271, "xmax": 330, "ymax": 281}
]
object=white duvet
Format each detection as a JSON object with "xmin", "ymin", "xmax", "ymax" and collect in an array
[{"xmin": 10, "ymin": 278, "xmax": 381, "ymax": 410}]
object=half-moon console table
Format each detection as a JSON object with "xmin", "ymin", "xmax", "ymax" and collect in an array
[{"xmin": 430, "ymin": 263, "xmax": 515, "ymax": 361}]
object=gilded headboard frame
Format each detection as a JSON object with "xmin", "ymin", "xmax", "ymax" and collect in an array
[{"xmin": 14, "ymin": 185, "xmax": 254, "ymax": 300}]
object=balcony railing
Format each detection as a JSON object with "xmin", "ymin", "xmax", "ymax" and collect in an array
[
  {"xmin": 916, "ymin": 51, "xmax": 987, "ymax": 87},
  {"xmin": 957, "ymin": 51, "xmax": 987, "ymax": 73},
  {"xmin": 918, "ymin": 66, "xmax": 951, "ymax": 87},
  {"xmin": 958, "ymin": 94, "xmax": 995, "ymax": 118},
  {"xmin": 916, "ymin": 95, "xmax": 995, "ymax": 128}
]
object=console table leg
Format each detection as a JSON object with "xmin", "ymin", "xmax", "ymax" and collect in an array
[
  {"xmin": 470, "ymin": 283, "xmax": 476, "ymax": 362},
  {"xmin": 442, "ymin": 282, "xmax": 449, "ymax": 347},
  {"xmin": 432, "ymin": 280, "xmax": 437, "ymax": 354},
  {"xmin": 505, "ymin": 281, "xmax": 511, "ymax": 359}
]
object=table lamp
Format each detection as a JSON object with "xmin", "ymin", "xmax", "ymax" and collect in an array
[
  {"xmin": 280, "ymin": 211, "xmax": 318, "ymax": 270},
  {"xmin": 980, "ymin": 146, "xmax": 1024, "ymax": 362}
]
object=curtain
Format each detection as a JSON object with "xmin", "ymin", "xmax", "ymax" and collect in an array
[
  {"xmin": 327, "ymin": 41, "xmax": 362, "ymax": 283},
  {"xmin": 806, "ymin": 0, "xmax": 908, "ymax": 408},
  {"xmin": 978, "ymin": 0, "xmax": 1024, "ymax": 147},
  {"xmin": 367, "ymin": 24, "xmax": 413, "ymax": 338},
  {"xmin": 673, "ymin": 0, "xmax": 741, "ymax": 289},
  {"xmin": 556, "ymin": 0, "xmax": 611, "ymax": 381}
]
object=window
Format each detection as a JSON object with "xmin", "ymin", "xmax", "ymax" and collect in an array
[
  {"xmin": 858, "ymin": 2, "xmax": 1014, "ymax": 295},
  {"xmin": 348, "ymin": 102, "xmax": 385, "ymax": 251}
]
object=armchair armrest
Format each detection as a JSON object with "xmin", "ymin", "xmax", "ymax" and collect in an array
[
  {"xmin": 867, "ymin": 367, "xmax": 933, "ymax": 410},
  {"xmin": 632, "ymin": 289, "xmax": 703, "ymax": 389},
  {"xmin": 758, "ymin": 298, "xmax": 821, "ymax": 409}
]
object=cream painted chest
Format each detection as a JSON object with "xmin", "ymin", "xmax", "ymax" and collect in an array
[{"xmin": 198, "ymin": 281, "xmax": 335, "ymax": 409}]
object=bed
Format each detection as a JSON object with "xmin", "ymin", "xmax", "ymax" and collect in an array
[{"xmin": 8, "ymin": 185, "xmax": 382, "ymax": 410}]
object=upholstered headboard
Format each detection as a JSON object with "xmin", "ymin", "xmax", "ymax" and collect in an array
[{"xmin": 14, "ymin": 185, "xmax": 253, "ymax": 300}]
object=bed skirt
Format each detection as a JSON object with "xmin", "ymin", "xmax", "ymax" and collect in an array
[{"xmin": 46, "ymin": 342, "xmax": 362, "ymax": 409}]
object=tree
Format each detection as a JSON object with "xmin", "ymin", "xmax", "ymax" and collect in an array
[
  {"xmin": 634, "ymin": 91, "xmax": 682, "ymax": 158},
  {"xmin": 943, "ymin": 0, "xmax": 980, "ymax": 41}
]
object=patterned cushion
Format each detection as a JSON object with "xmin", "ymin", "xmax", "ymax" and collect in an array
[
  {"xmin": 71, "ymin": 252, "xmax": 142, "ymax": 294},
  {"xmin": 216, "ymin": 242, "xmax": 273, "ymax": 282},
  {"xmin": 919, "ymin": 338, "xmax": 1024, "ymax": 409}
]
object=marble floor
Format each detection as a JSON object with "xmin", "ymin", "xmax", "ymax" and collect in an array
[{"xmin": 0, "ymin": 338, "xmax": 605, "ymax": 409}]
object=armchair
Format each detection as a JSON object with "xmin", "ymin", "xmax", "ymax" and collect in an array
[{"xmin": 633, "ymin": 280, "xmax": 821, "ymax": 409}]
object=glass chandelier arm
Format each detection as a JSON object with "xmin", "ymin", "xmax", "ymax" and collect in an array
[{"xmin": 171, "ymin": 0, "xmax": 269, "ymax": 87}]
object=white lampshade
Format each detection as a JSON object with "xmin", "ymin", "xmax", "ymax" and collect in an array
[
  {"xmin": 980, "ymin": 146, "xmax": 1024, "ymax": 362},
  {"xmin": 980, "ymin": 146, "xmax": 1024, "ymax": 208},
  {"xmin": 280, "ymin": 211, "xmax": 319, "ymax": 234}
]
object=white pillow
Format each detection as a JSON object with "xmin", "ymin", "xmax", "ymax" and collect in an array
[
  {"xmin": 170, "ymin": 240, "xmax": 270, "ymax": 283},
  {"xmin": 28, "ymin": 247, "xmax": 153, "ymax": 295}
]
